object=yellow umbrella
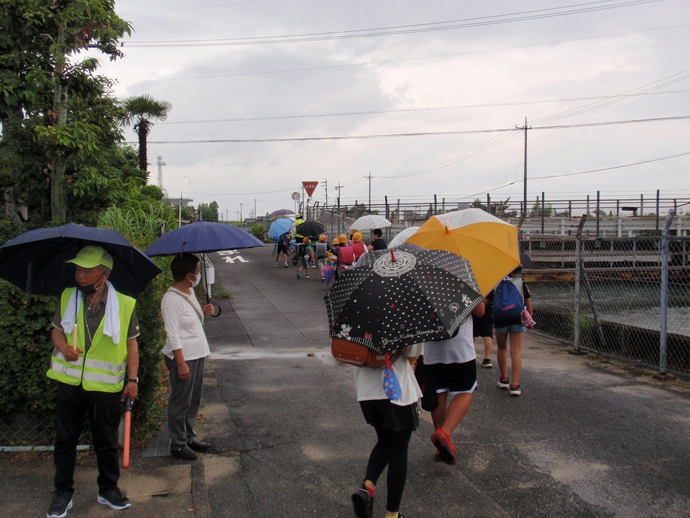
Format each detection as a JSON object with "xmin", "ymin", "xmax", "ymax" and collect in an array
[{"xmin": 406, "ymin": 208, "xmax": 520, "ymax": 296}]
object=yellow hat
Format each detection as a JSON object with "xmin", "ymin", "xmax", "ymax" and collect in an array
[
  {"xmin": 332, "ymin": 238, "xmax": 340, "ymax": 246},
  {"xmin": 318, "ymin": 234, "xmax": 327, "ymax": 242},
  {"xmin": 67, "ymin": 245, "xmax": 113, "ymax": 270},
  {"xmin": 338, "ymin": 234, "xmax": 348, "ymax": 244},
  {"xmin": 352, "ymin": 232, "xmax": 363, "ymax": 243}
]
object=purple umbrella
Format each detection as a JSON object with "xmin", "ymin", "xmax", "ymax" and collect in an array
[{"xmin": 270, "ymin": 209, "xmax": 295, "ymax": 219}]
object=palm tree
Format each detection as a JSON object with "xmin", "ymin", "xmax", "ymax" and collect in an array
[{"xmin": 120, "ymin": 94, "xmax": 172, "ymax": 173}]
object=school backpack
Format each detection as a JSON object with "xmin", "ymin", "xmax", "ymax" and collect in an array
[
  {"xmin": 351, "ymin": 241, "xmax": 367, "ymax": 259},
  {"xmin": 331, "ymin": 338, "xmax": 400, "ymax": 368},
  {"xmin": 337, "ymin": 245, "xmax": 355, "ymax": 265},
  {"xmin": 315, "ymin": 242, "xmax": 328, "ymax": 259},
  {"xmin": 492, "ymin": 278, "xmax": 525, "ymax": 319}
]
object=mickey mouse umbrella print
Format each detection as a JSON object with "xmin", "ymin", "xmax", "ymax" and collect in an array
[{"xmin": 324, "ymin": 243, "xmax": 484, "ymax": 354}]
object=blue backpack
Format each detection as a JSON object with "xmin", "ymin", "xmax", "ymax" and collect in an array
[{"xmin": 493, "ymin": 278, "xmax": 525, "ymax": 319}]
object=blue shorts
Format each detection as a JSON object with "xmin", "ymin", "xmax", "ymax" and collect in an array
[{"xmin": 494, "ymin": 324, "xmax": 526, "ymax": 334}]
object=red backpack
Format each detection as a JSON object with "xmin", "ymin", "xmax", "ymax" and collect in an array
[
  {"xmin": 351, "ymin": 241, "xmax": 367, "ymax": 259},
  {"xmin": 338, "ymin": 245, "xmax": 355, "ymax": 265}
]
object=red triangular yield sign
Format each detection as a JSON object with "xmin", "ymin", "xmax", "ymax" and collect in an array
[{"xmin": 302, "ymin": 181, "xmax": 319, "ymax": 198}]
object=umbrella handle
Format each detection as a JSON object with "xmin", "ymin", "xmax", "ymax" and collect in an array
[
  {"xmin": 211, "ymin": 305, "xmax": 222, "ymax": 318},
  {"xmin": 72, "ymin": 324, "xmax": 78, "ymax": 351}
]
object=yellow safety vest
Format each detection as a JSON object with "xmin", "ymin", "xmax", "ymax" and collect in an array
[{"xmin": 47, "ymin": 288, "xmax": 136, "ymax": 393}]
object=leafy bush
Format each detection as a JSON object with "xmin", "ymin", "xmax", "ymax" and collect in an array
[
  {"xmin": 251, "ymin": 223, "xmax": 267, "ymax": 241},
  {"xmin": 0, "ymin": 203, "xmax": 177, "ymax": 443}
]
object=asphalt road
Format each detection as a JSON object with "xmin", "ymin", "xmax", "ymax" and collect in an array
[{"xmin": 194, "ymin": 245, "xmax": 690, "ymax": 518}]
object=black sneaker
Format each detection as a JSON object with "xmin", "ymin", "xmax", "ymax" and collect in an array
[
  {"xmin": 351, "ymin": 487, "xmax": 374, "ymax": 518},
  {"xmin": 481, "ymin": 358, "xmax": 492, "ymax": 368},
  {"xmin": 510, "ymin": 384, "xmax": 522, "ymax": 396},
  {"xmin": 97, "ymin": 487, "xmax": 131, "ymax": 510},
  {"xmin": 47, "ymin": 490, "xmax": 73, "ymax": 518},
  {"xmin": 498, "ymin": 377, "xmax": 510, "ymax": 389}
]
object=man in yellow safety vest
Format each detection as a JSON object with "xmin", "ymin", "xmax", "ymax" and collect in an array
[{"xmin": 46, "ymin": 246, "xmax": 140, "ymax": 518}]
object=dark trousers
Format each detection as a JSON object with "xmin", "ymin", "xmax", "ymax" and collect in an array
[
  {"xmin": 165, "ymin": 356, "xmax": 205, "ymax": 449},
  {"xmin": 365, "ymin": 426, "xmax": 412, "ymax": 513},
  {"xmin": 54, "ymin": 383, "xmax": 121, "ymax": 492}
]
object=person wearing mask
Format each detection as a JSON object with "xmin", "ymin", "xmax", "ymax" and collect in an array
[
  {"xmin": 161, "ymin": 253, "xmax": 216, "ymax": 460},
  {"xmin": 47, "ymin": 246, "xmax": 139, "ymax": 517}
]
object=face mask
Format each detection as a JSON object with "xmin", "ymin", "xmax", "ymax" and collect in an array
[
  {"xmin": 189, "ymin": 273, "xmax": 201, "ymax": 288},
  {"xmin": 77, "ymin": 273, "xmax": 105, "ymax": 295}
]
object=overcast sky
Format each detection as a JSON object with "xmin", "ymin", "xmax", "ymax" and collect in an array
[{"xmin": 91, "ymin": 0, "xmax": 690, "ymax": 219}]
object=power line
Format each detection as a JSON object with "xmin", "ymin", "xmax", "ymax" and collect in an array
[
  {"xmin": 142, "ymin": 114, "xmax": 690, "ymax": 145},
  {"xmin": 161, "ymin": 151, "xmax": 689, "ymax": 198},
  {"xmin": 126, "ymin": 0, "xmax": 660, "ymax": 48},
  {"xmin": 160, "ymin": 90, "xmax": 690, "ymax": 125}
]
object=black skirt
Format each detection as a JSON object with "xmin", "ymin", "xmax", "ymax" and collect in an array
[{"xmin": 359, "ymin": 399, "xmax": 419, "ymax": 432}]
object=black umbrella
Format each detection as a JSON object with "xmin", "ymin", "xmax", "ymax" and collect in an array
[
  {"xmin": 0, "ymin": 223, "xmax": 161, "ymax": 296},
  {"xmin": 324, "ymin": 243, "xmax": 484, "ymax": 354},
  {"xmin": 295, "ymin": 221, "xmax": 325, "ymax": 240}
]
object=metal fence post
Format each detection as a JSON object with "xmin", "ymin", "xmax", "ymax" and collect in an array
[
  {"xmin": 574, "ymin": 234, "xmax": 581, "ymax": 351},
  {"xmin": 572, "ymin": 215, "xmax": 587, "ymax": 353},
  {"xmin": 659, "ymin": 208, "xmax": 676, "ymax": 375}
]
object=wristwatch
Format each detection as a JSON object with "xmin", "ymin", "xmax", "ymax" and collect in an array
[{"xmin": 128, "ymin": 377, "xmax": 139, "ymax": 384}]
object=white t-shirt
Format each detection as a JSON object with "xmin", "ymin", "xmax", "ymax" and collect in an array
[
  {"xmin": 423, "ymin": 317, "xmax": 476, "ymax": 364},
  {"xmin": 354, "ymin": 343, "xmax": 423, "ymax": 406},
  {"xmin": 161, "ymin": 287, "xmax": 211, "ymax": 361}
]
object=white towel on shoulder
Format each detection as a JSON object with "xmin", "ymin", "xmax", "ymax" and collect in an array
[{"xmin": 60, "ymin": 281, "xmax": 121, "ymax": 344}]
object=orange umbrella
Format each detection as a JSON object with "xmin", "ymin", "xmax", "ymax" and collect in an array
[{"xmin": 406, "ymin": 208, "xmax": 520, "ymax": 296}]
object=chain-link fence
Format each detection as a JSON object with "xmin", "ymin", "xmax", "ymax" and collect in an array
[{"xmin": 524, "ymin": 231, "xmax": 690, "ymax": 377}]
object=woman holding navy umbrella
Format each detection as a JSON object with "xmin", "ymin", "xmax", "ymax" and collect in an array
[{"xmin": 161, "ymin": 253, "xmax": 215, "ymax": 461}]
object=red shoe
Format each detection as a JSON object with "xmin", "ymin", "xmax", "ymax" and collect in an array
[{"xmin": 430, "ymin": 428, "xmax": 456, "ymax": 465}]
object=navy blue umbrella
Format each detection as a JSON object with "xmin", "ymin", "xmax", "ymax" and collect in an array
[
  {"xmin": 144, "ymin": 221, "xmax": 264, "ymax": 256},
  {"xmin": 144, "ymin": 221, "xmax": 264, "ymax": 318},
  {"xmin": 0, "ymin": 223, "xmax": 162, "ymax": 296}
]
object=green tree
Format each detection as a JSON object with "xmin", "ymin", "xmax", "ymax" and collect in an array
[
  {"xmin": 119, "ymin": 94, "xmax": 172, "ymax": 174},
  {"xmin": 0, "ymin": 0, "xmax": 132, "ymax": 224},
  {"xmin": 198, "ymin": 201, "xmax": 219, "ymax": 222},
  {"xmin": 470, "ymin": 197, "xmax": 517, "ymax": 217},
  {"xmin": 529, "ymin": 201, "xmax": 554, "ymax": 217},
  {"xmin": 344, "ymin": 201, "xmax": 367, "ymax": 219}
]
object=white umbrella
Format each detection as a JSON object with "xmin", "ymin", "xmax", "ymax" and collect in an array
[
  {"xmin": 388, "ymin": 226, "xmax": 421, "ymax": 248},
  {"xmin": 349, "ymin": 214, "xmax": 391, "ymax": 230}
]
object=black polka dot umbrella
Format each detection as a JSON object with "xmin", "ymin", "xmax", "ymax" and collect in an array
[{"xmin": 324, "ymin": 242, "xmax": 484, "ymax": 354}]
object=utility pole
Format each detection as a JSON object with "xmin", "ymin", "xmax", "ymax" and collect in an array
[
  {"xmin": 254, "ymin": 198, "xmax": 257, "ymax": 219},
  {"xmin": 364, "ymin": 172, "xmax": 372, "ymax": 212},
  {"xmin": 239, "ymin": 203, "xmax": 243, "ymax": 223},
  {"xmin": 323, "ymin": 178, "xmax": 328, "ymax": 207},
  {"xmin": 335, "ymin": 183, "xmax": 343, "ymax": 214},
  {"xmin": 517, "ymin": 117, "xmax": 530, "ymax": 217}
]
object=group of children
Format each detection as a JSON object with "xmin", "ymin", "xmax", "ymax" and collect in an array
[
  {"xmin": 275, "ymin": 228, "xmax": 388, "ymax": 282},
  {"xmin": 351, "ymin": 267, "xmax": 532, "ymax": 518}
]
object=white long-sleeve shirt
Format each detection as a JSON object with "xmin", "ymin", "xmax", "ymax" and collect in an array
[{"xmin": 161, "ymin": 287, "xmax": 210, "ymax": 361}]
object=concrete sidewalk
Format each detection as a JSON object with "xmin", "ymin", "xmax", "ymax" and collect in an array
[{"xmin": 3, "ymin": 245, "xmax": 690, "ymax": 517}]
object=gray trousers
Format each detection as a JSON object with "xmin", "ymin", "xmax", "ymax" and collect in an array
[{"xmin": 165, "ymin": 356, "xmax": 206, "ymax": 449}]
